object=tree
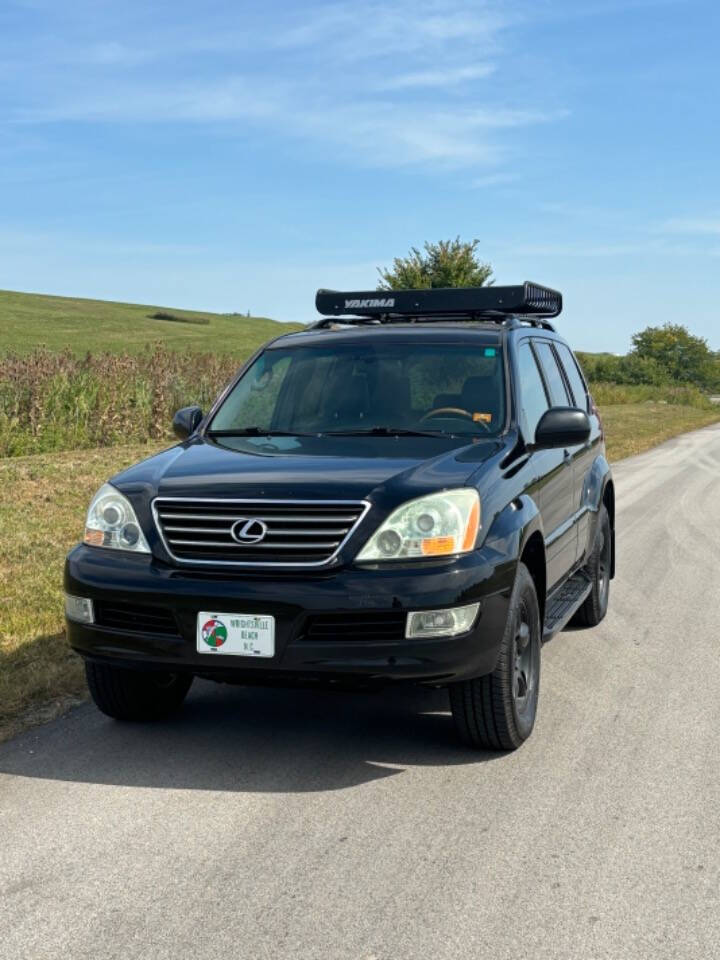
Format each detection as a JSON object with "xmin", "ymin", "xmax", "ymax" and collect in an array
[
  {"xmin": 377, "ymin": 238, "xmax": 493, "ymax": 290},
  {"xmin": 630, "ymin": 323, "xmax": 716, "ymax": 388}
]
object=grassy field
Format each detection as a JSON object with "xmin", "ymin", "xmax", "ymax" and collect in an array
[
  {"xmin": 0, "ymin": 289, "xmax": 302, "ymax": 356},
  {"xmin": 0, "ymin": 443, "xmax": 164, "ymax": 740},
  {"xmin": 600, "ymin": 404, "xmax": 720, "ymax": 459},
  {"xmin": 2, "ymin": 403, "xmax": 719, "ymax": 741}
]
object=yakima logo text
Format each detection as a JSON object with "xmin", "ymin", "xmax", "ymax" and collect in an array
[{"xmin": 344, "ymin": 298, "xmax": 395, "ymax": 309}]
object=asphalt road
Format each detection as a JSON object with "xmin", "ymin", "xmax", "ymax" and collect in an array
[{"xmin": 2, "ymin": 424, "xmax": 719, "ymax": 960}]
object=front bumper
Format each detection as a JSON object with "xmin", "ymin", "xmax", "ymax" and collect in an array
[{"xmin": 64, "ymin": 545, "xmax": 516, "ymax": 684}]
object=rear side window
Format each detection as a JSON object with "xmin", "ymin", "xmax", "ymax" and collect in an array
[
  {"xmin": 534, "ymin": 342, "xmax": 570, "ymax": 407},
  {"xmin": 555, "ymin": 342, "xmax": 589, "ymax": 411},
  {"xmin": 517, "ymin": 341, "xmax": 549, "ymax": 442}
]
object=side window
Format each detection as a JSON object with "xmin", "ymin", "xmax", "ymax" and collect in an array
[
  {"xmin": 534, "ymin": 341, "xmax": 570, "ymax": 407},
  {"xmin": 555, "ymin": 342, "xmax": 589, "ymax": 411},
  {"xmin": 517, "ymin": 341, "xmax": 549, "ymax": 442}
]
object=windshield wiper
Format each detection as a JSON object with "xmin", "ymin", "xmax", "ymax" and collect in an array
[
  {"xmin": 321, "ymin": 427, "xmax": 453, "ymax": 438},
  {"xmin": 208, "ymin": 426, "xmax": 484, "ymax": 440},
  {"xmin": 207, "ymin": 427, "xmax": 318, "ymax": 438}
]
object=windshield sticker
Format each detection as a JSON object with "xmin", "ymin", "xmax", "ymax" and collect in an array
[
  {"xmin": 484, "ymin": 348, "xmax": 496, "ymax": 357},
  {"xmin": 473, "ymin": 412, "xmax": 492, "ymax": 423}
]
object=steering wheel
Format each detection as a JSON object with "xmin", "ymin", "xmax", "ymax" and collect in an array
[{"xmin": 420, "ymin": 407, "xmax": 491, "ymax": 431}]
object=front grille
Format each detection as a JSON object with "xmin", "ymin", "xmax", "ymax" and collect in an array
[
  {"xmin": 94, "ymin": 601, "xmax": 179, "ymax": 636},
  {"xmin": 153, "ymin": 498, "xmax": 369, "ymax": 567},
  {"xmin": 301, "ymin": 612, "xmax": 407, "ymax": 643}
]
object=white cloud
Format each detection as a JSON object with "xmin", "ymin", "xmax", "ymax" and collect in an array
[
  {"xmin": 471, "ymin": 172, "xmax": 519, "ymax": 187},
  {"xmin": 18, "ymin": 78, "xmax": 563, "ymax": 168},
  {"xmin": 5, "ymin": 0, "xmax": 565, "ymax": 172},
  {"xmin": 658, "ymin": 218, "xmax": 720, "ymax": 236},
  {"xmin": 379, "ymin": 64, "xmax": 496, "ymax": 90},
  {"xmin": 271, "ymin": 1, "xmax": 511, "ymax": 58}
]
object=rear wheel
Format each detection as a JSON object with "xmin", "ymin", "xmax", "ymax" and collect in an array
[
  {"xmin": 449, "ymin": 563, "xmax": 541, "ymax": 751},
  {"xmin": 85, "ymin": 661, "xmax": 193, "ymax": 721},
  {"xmin": 573, "ymin": 505, "xmax": 611, "ymax": 627}
]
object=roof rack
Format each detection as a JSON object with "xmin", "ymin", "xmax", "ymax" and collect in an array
[{"xmin": 313, "ymin": 282, "xmax": 561, "ymax": 332}]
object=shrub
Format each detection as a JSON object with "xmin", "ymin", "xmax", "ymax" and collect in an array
[{"xmin": 148, "ymin": 311, "xmax": 210, "ymax": 325}]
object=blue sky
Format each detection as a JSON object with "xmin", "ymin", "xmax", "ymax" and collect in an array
[{"xmin": 1, "ymin": 0, "xmax": 718, "ymax": 352}]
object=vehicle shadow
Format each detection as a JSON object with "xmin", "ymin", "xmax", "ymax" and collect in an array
[{"xmin": 0, "ymin": 680, "xmax": 505, "ymax": 793}]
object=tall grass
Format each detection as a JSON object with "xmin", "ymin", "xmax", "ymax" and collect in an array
[{"xmin": 0, "ymin": 348, "xmax": 239, "ymax": 456}]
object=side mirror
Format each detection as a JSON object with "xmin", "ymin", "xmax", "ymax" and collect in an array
[
  {"xmin": 532, "ymin": 407, "xmax": 591, "ymax": 450},
  {"xmin": 172, "ymin": 405, "xmax": 203, "ymax": 440}
]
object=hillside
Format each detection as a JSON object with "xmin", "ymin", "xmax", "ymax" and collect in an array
[{"xmin": 0, "ymin": 289, "xmax": 303, "ymax": 356}]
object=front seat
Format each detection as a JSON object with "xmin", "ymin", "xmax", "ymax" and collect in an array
[
  {"xmin": 325, "ymin": 370, "xmax": 370, "ymax": 427},
  {"xmin": 461, "ymin": 374, "xmax": 502, "ymax": 427},
  {"xmin": 371, "ymin": 362, "xmax": 412, "ymax": 426}
]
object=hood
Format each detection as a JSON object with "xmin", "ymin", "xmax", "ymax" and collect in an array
[{"xmin": 112, "ymin": 434, "xmax": 502, "ymax": 505}]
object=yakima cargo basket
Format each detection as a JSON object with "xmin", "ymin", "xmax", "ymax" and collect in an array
[{"xmin": 315, "ymin": 282, "xmax": 562, "ymax": 325}]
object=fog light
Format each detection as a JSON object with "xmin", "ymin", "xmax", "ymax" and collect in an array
[
  {"xmin": 405, "ymin": 602, "xmax": 479, "ymax": 639},
  {"xmin": 65, "ymin": 594, "xmax": 94, "ymax": 624}
]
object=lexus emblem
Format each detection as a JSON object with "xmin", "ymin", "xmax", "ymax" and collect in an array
[{"xmin": 230, "ymin": 518, "xmax": 268, "ymax": 545}]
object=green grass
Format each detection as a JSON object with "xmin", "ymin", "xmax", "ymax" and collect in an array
[
  {"xmin": 0, "ymin": 442, "xmax": 165, "ymax": 740},
  {"xmin": 0, "ymin": 289, "xmax": 302, "ymax": 356},
  {"xmin": 600, "ymin": 403, "xmax": 720, "ymax": 460},
  {"xmin": 2, "ymin": 402, "xmax": 719, "ymax": 741},
  {"xmin": 590, "ymin": 381, "xmax": 713, "ymax": 408}
]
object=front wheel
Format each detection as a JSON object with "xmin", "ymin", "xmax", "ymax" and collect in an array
[
  {"xmin": 85, "ymin": 661, "xmax": 193, "ymax": 721},
  {"xmin": 449, "ymin": 563, "xmax": 541, "ymax": 751}
]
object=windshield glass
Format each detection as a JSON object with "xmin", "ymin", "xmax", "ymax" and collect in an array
[{"xmin": 209, "ymin": 340, "xmax": 506, "ymax": 439}]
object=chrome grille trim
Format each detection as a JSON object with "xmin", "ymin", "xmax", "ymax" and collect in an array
[
  {"xmin": 158, "ymin": 513, "xmax": 362, "ymax": 523},
  {"xmin": 152, "ymin": 497, "xmax": 371, "ymax": 568},
  {"xmin": 168, "ymin": 539, "xmax": 342, "ymax": 550}
]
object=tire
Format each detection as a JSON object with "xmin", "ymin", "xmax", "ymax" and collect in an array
[
  {"xmin": 573, "ymin": 504, "xmax": 611, "ymax": 628},
  {"xmin": 85, "ymin": 661, "xmax": 193, "ymax": 721},
  {"xmin": 449, "ymin": 563, "xmax": 541, "ymax": 751}
]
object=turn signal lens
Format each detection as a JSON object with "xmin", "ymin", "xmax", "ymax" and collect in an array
[{"xmin": 420, "ymin": 536, "xmax": 455, "ymax": 556}]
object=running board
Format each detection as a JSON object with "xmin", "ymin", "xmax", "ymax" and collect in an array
[{"xmin": 543, "ymin": 573, "xmax": 592, "ymax": 641}]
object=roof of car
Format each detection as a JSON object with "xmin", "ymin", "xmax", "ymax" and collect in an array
[{"xmin": 268, "ymin": 321, "xmax": 568, "ymax": 349}]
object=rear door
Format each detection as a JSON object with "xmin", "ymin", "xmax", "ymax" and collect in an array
[
  {"xmin": 554, "ymin": 341, "xmax": 595, "ymax": 562},
  {"xmin": 516, "ymin": 339, "xmax": 576, "ymax": 589},
  {"xmin": 534, "ymin": 340, "xmax": 585, "ymax": 568}
]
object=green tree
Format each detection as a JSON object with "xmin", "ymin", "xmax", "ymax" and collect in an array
[
  {"xmin": 377, "ymin": 238, "xmax": 493, "ymax": 290},
  {"xmin": 630, "ymin": 323, "xmax": 716, "ymax": 388}
]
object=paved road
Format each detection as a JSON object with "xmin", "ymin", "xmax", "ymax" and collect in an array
[{"xmin": 2, "ymin": 424, "xmax": 719, "ymax": 960}]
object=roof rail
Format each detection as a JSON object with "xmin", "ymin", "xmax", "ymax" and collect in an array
[{"xmin": 313, "ymin": 282, "xmax": 561, "ymax": 331}]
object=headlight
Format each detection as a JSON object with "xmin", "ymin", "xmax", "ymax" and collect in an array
[
  {"xmin": 84, "ymin": 483, "xmax": 150, "ymax": 554},
  {"xmin": 356, "ymin": 489, "xmax": 480, "ymax": 562}
]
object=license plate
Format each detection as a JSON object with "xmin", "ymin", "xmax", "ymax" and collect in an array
[{"xmin": 197, "ymin": 612, "xmax": 275, "ymax": 658}]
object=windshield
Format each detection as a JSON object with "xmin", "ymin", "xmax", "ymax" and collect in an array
[{"xmin": 209, "ymin": 340, "xmax": 506, "ymax": 439}]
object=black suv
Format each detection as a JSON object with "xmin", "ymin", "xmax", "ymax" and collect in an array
[{"xmin": 65, "ymin": 283, "xmax": 615, "ymax": 750}]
